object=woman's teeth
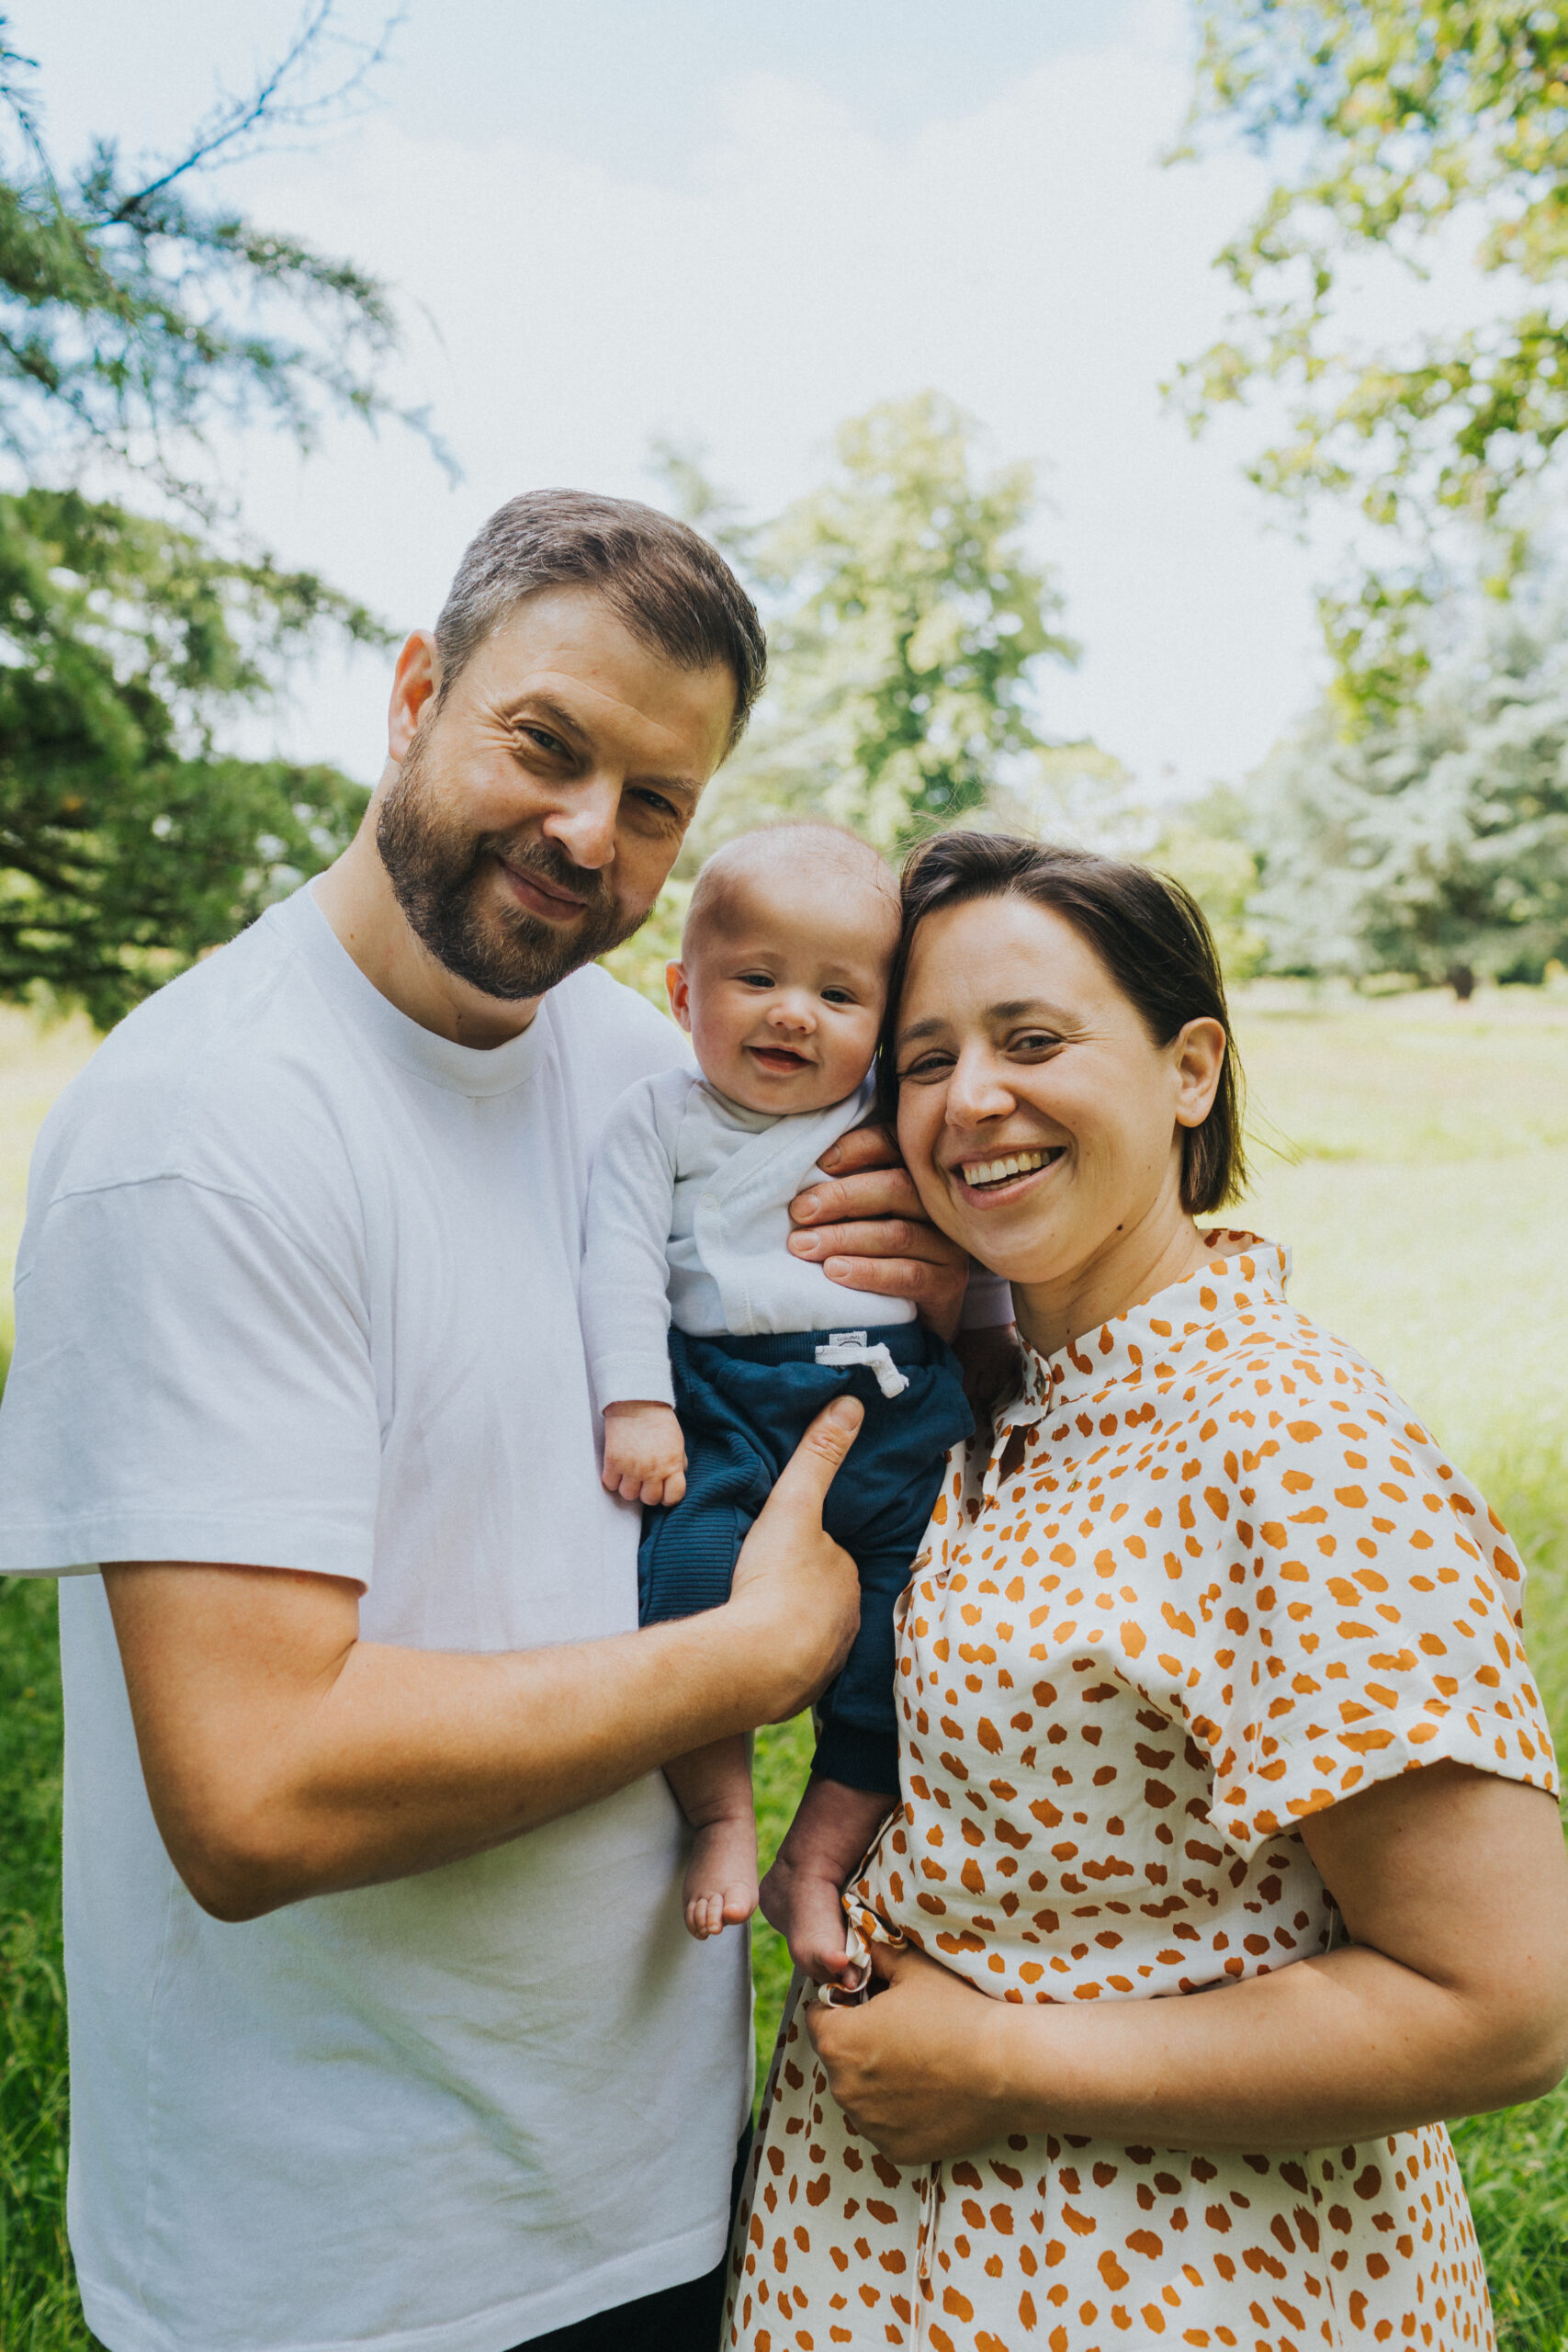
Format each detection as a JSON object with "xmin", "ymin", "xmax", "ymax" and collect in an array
[{"xmin": 962, "ymin": 1148, "xmax": 1057, "ymax": 1190}]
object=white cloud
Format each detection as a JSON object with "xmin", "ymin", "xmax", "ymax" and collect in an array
[{"xmin": 32, "ymin": 0, "xmax": 1343, "ymax": 797}]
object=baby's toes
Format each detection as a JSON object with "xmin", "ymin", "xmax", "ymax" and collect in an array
[{"xmin": 720, "ymin": 1882, "xmax": 758, "ymax": 1926}]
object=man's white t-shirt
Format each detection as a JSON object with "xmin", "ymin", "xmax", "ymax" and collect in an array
[{"xmin": 0, "ymin": 884, "xmax": 750, "ymax": 2352}]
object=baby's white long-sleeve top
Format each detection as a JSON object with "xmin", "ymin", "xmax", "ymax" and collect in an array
[
  {"xmin": 581, "ymin": 1069, "xmax": 913, "ymax": 1409},
  {"xmin": 582, "ymin": 1069, "xmax": 1014, "ymax": 1408}
]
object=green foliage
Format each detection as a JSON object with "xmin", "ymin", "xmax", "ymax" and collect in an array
[
  {"xmin": 0, "ymin": 9, "xmax": 420, "ymax": 487},
  {"xmin": 0, "ymin": 487, "xmax": 373, "ymax": 1024},
  {"xmin": 664, "ymin": 393, "xmax": 1079, "ymax": 861},
  {"xmin": 0, "ymin": 1577, "xmax": 89, "ymax": 2352},
  {"xmin": 1179, "ymin": 3, "xmax": 1568, "ymax": 710},
  {"xmin": 0, "ymin": 10, "xmax": 425, "ymax": 1024},
  {"xmin": 1152, "ymin": 786, "xmax": 1267, "ymax": 981},
  {"xmin": 1247, "ymin": 600, "xmax": 1568, "ymax": 989}
]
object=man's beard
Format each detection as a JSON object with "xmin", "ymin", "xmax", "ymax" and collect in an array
[{"xmin": 377, "ymin": 731, "xmax": 645, "ymax": 1001}]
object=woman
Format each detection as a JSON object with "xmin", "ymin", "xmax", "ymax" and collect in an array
[{"xmin": 727, "ymin": 832, "xmax": 1568, "ymax": 2352}]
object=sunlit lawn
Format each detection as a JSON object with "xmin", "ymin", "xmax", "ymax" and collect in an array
[{"xmin": 3, "ymin": 986, "xmax": 1567, "ymax": 2346}]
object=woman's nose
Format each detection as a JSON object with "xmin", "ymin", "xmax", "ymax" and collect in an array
[{"xmin": 945, "ymin": 1048, "xmax": 1015, "ymax": 1126}]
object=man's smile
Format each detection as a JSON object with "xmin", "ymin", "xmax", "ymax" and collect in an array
[{"xmin": 495, "ymin": 854, "xmax": 590, "ymax": 923}]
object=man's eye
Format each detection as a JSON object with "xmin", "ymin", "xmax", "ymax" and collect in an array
[
  {"xmin": 630, "ymin": 787, "xmax": 680, "ymax": 820},
  {"xmin": 518, "ymin": 726, "xmax": 566, "ymax": 758}
]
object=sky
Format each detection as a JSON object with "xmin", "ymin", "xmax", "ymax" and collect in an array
[{"xmin": 28, "ymin": 0, "xmax": 1348, "ymax": 799}]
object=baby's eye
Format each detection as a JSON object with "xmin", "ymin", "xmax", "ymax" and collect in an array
[
  {"xmin": 820, "ymin": 988, "xmax": 858, "ymax": 1007},
  {"xmin": 737, "ymin": 971, "xmax": 775, "ymax": 989}
]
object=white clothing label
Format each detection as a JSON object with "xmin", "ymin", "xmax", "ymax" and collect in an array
[{"xmin": 0, "ymin": 886, "xmax": 750, "ymax": 2352}]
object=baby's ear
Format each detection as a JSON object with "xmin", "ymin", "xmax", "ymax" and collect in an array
[{"xmin": 666, "ymin": 961, "xmax": 694, "ymax": 1031}]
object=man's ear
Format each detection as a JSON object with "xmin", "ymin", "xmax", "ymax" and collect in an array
[
  {"xmin": 666, "ymin": 962, "xmax": 694, "ymax": 1032},
  {"xmin": 388, "ymin": 632, "xmax": 439, "ymax": 762}
]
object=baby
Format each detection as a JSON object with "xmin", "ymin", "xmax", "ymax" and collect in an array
[{"xmin": 581, "ymin": 823, "xmax": 998, "ymax": 1982}]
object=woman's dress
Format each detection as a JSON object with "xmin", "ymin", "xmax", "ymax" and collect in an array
[{"xmin": 727, "ymin": 1238, "xmax": 1556, "ymax": 2352}]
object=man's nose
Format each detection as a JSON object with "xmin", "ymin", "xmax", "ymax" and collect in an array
[{"xmin": 541, "ymin": 775, "xmax": 620, "ymax": 871}]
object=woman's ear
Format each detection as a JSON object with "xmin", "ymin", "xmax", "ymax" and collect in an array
[
  {"xmin": 1172, "ymin": 1018, "xmax": 1227, "ymax": 1130},
  {"xmin": 666, "ymin": 962, "xmax": 693, "ymax": 1032}
]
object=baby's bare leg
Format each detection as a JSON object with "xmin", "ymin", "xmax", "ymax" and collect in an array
[
  {"xmin": 760, "ymin": 1775, "xmax": 897, "ymax": 1985},
  {"xmin": 666, "ymin": 1735, "xmax": 759, "ymax": 1941}
]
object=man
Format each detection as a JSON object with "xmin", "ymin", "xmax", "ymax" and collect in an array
[{"xmin": 0, "ymin": 492, "xmax": 968, "ymax": 2352}]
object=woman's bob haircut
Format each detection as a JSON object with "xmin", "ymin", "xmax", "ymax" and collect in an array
[{"xmin": 880, "ymin": 830, "xmax": 1248, "ymax": 1216}]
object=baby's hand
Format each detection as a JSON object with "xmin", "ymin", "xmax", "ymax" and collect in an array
[{"xmin": 602, "ymin": 1401, "xmax": 687, "ymax": 1507}]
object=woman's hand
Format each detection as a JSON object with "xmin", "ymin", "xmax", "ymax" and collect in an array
[
  {"xmin": 788, "ymin": 1125, "xmax": 970, "ymax": 1341},
  {"xmin": 806, "ymin": 1941, "xmax": 1016, "ymax": 2164}
]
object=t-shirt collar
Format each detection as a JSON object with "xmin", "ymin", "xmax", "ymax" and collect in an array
[{"xmin": 270, "ymin": 882, "xmax": 549, "ymax": 1099}]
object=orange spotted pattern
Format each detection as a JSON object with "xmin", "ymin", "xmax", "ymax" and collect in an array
[{"xmin": 726, "ymin": 1238, "xmax": 1557, "ymax": 2351}]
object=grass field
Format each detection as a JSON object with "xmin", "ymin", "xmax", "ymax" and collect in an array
[{"xmin": 2, "ymin": 984, "xmax": 1566, "ymax": 2347}]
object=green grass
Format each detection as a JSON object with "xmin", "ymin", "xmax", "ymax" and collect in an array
[{"xmin": 5, "ymin": 983, "xmax": 1568, "ymax": 2346}]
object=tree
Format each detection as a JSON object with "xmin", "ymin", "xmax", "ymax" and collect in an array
[
  {"xmin": 1247, "ymin": 597, "xmax": 1568, "ymax": 990},
  {"xmin": 0, "ymin": 8, "xmax": 432, "ymax": 1023},
  {"xmin": 671, "ymin": 393, "xmax": 1079, "ymax": 861},
  {"xmin": 1176, "ymin": 3, "xmax": 1568, "ymax": 718}
]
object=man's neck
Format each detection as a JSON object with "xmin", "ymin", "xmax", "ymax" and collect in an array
[{"xmin": 313, "ymin": 823, "xmax": 543, "ymax": 1050}]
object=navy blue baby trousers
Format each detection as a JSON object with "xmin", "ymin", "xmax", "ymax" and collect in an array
[{"xmin": 637, "ymin": 1322, "xmax": 973, "ymax": 1792}]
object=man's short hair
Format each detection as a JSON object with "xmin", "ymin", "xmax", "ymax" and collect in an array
[{"xmin": 434, "ymin": 490, "xmax": 767, "ymax": 754}]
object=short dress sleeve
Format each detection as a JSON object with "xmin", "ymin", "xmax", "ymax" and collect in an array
[{"xmin": 1199, "ymin": 1383, "xmax": 1558, "ymax": 1850}]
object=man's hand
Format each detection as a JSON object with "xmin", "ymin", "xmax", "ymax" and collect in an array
[
  {"xmin": 602, "ymin": 1400, "xmax": 687, "ymax": 1506},
  {"xmin": 788, "ymin": 1125, "xmax": 968, "ymax": 1341},
  {"xmin": 726, "ymin": 1396, "xmax": 864, "ymax": 1721}
]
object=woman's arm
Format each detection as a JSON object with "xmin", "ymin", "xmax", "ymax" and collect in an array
[{"xmin": 807, "ymin": 1762, "xmax": 1568, "ymax": 2164}]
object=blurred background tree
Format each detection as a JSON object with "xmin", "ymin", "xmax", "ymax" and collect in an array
[
  {"xmin": 0, "ymin": 6, "xmax": 430, "ymax": 1024},
  {"xmin": 1177, "ymin": 2, "xmax": 1568, "ymax": 724},
  {"xmin": 660, "ymin": 392, "xmax": 1081, "ymax": 858},
  {"xmin": 1247, "ymin": 594, "xmax": 1568, "ymax": 993}
]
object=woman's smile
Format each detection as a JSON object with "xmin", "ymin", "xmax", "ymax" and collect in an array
[{"xmin": 947, "ymin": 1141, "xmax": 1066, "ymax": 1201}]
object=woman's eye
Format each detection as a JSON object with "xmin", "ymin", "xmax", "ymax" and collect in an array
[
  {"xmin": 1010, "ymin": 1031, "xmax": 1059, "ymax": 1056},
  {"xmin": 897, "ymin": 1052, "xmax": 953, "ymax": 1084}
]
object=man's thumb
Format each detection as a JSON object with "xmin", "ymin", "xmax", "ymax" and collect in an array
[{"xmin": 773, "ymin": 1396, "xmax": 864, "ymax": 1509}]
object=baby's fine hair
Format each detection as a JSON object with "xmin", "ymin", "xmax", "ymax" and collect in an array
[{"xmin": 682, "ymin": 823, "xmax": 900, "ymax": 956}]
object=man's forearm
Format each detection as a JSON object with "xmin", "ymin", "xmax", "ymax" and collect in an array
[{"xmin": 104, "ymin": 1565, "xmax": 796, "ymax": 1921}]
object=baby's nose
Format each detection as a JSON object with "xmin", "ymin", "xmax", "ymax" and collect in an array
[{"xmin": 770, "ymin": 995, "xmax": 816, "ymax": 1030}]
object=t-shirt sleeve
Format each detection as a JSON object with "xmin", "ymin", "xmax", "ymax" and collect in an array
[
  {"xmin": 1196, "ymin": 1394, "xmax": 1559, "ymax": 1850},
  {"xmin": 0, "ymin": 1175, "xmax": 381, "ymax": 1582}
]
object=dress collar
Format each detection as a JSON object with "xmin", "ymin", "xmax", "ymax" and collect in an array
[{"xmin": 1002, "ymin": 1232, "xmax": 1290, "ymax": 1425}]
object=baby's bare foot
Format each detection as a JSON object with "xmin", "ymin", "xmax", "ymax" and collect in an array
[
  {"xmin": 683, "ymin": 1815, "xmax": 759, "ymax": 1941},
  {"xmin": 762, "ymin": 1863, "xmax": 861, "ymax": 1986}
]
